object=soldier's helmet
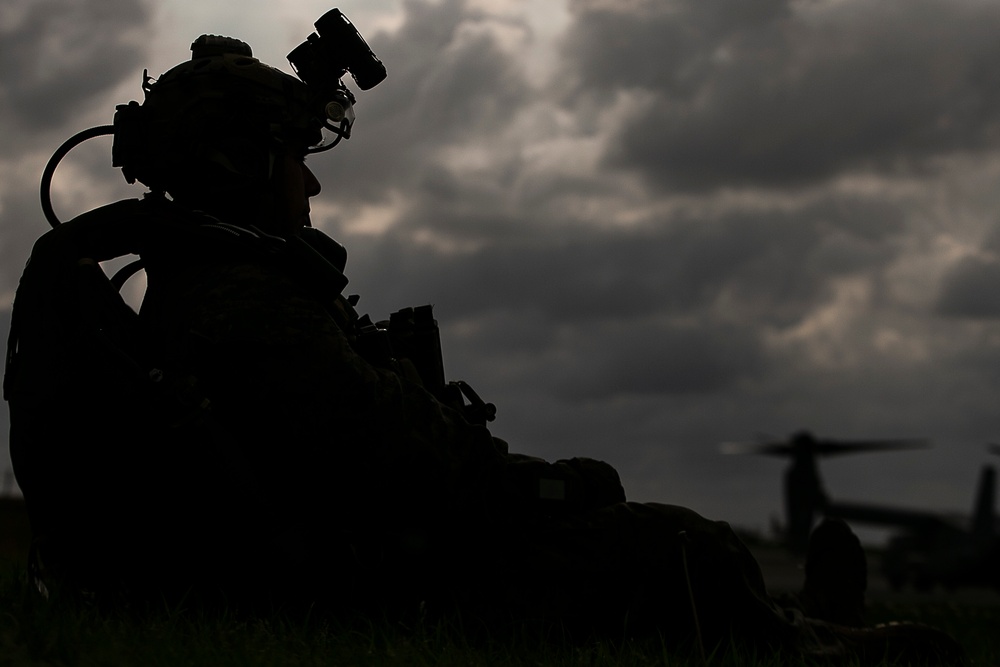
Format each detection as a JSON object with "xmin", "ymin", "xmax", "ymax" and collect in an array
[{"xmin": 112, "ymin": 9, "xmax": 385, "ymax": 208}]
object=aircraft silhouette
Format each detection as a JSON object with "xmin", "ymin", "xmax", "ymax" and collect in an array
[{"xmin": 723, "ymin": 431, "xmax": 1000, "ymax": 591}]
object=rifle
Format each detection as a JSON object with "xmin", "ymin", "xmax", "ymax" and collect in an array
[{"xmin": 354, "ymin": 304, "xmax": 496, "ymax": 426}]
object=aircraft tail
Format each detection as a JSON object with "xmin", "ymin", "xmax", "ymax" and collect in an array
[{"xmin": 972, "ymin": 465, "xmax": 995, "ymax": 538}]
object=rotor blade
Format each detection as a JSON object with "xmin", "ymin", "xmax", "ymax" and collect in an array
[
  {"xmin": 720, "ymin": 435, "xmax": 929, "ymax": 458},
  {"xmin": 719, "ymin": 441, "xmax": 791, "ymax": 456},
  {"xmin": 988, "ymin": 443, "xmax": 1000, "ymax": 457},
  {"xmin": 813, "ymin": 439, "xmax": 930, "ymax": 457}
]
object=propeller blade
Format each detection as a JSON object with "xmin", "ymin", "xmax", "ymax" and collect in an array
[
  {"xmin": 720, "ymin": 432, "xmax": 929, "ymax": 458},
  {"xmin": 813, "ymin": 439, "xmax": 930, "ymax": 457},
  {"xmin": 719, "ymin": 441, "xmax": 790, "ymax": 456}
]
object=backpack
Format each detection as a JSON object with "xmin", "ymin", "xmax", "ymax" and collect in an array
[{"xmin": 3, "ymin": 198, "xmax": 299, "ymax": 600}]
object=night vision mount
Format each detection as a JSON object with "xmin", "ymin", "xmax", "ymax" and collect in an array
[{"xmin": 40, "ymin": 8, "xmax": 385, "ymax": 229}]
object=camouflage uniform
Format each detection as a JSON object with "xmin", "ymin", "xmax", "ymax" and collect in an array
[{"xmin": 138, "ymin": 226, "xmax": 805, "ymax": 652}]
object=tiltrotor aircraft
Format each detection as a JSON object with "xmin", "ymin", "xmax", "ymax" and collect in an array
[{"xmin": 724, "ymin": 431, "xmax": 999, "ymax": 591}]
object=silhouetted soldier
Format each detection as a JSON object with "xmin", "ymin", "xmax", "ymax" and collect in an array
[{"xmin": 6, "ymin": 11, "xmax": 966, "ymax": 665}]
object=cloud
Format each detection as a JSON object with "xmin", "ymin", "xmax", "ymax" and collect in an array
[
  {"xmin": 935, "ymin": 255, "xmax": 1000, "ymax": 319},
  {"xmin": 341, "ymin": 189, "xmax": 907, "ymax": 335},
  {"xmin": 0, "ymin": 0, "xmax": 152, "ymax": 155},
  {"xmin": 310, "ymin": 0, "xmax": 536, "ymax": 205},
  {"xmin": 555, "ymin": 320, "xmax": 767, "ymax": 398},
  {"xmin": 557, "ymin": 0, "xmax": 1000, "ymax": 191},
  {"xmin": 0, "ymin": 171, "xmax": 46, "ymax": 294}
]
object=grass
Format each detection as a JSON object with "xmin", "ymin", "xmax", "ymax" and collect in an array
[
  {"xmin": 1, "ymin": 559, "xmax": 997, "ymax": 667},
  {"xmin": 0, "ymin": 568, "xmax": 741, "ymax": 667},
  {"xmin": 0, "ymin": 569, "xmax": 720, "ymax": 667},
  {"xmin": 864, "ymin": 601, "xmax": 1000, "ymax": 666}
]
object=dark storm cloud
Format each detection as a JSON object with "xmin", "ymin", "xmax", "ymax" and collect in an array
[
  {"xmin": 560, "ymin": 0, "xmax": 791, "ymax": 96},
  {"xmin": 0, "ymin": 0, "xmax": 153, "ymax": 291},
  {"xmin": 341, "ymin": 190, "xmax": 907, "ymax": 408},
  {"xmin": 0, "ymin": 0, "xmax": 152, "ymax": 154},
  {"xmin": 403, "ymin": 194, "xmax": 900, "ymax": 321},
  {"xmin": 553, "ymin": 321, "xmax": 767, "ymax": 398},
  {"xmin": 558, "ymin": 0, "xmax": 1000, "ymax": 191},
  {"xmin": 0, "ymin": 185, "xmax": 44, "ymax": 292},
  {"xmin": 311, "ymin": 0, "xmax": 535, "ymax": 204},
  {"xmin": 935, "ymin": 255, "xmax": 1000, "ymax": 319},
  {"xmin": 935, "ymin": 221, "xmax": 1000, "ymax": 319}
]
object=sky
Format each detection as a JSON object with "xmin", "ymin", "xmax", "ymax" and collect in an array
[{"xmin": 3, "ymin": 0, "xmax": 1000, "ymax": 545}]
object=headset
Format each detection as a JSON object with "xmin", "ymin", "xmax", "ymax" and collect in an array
[{"xmin": 40, "ymin": 8, "xmax": 386, "ymax": 229}]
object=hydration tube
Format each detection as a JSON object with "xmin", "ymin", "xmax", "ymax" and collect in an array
[
  {"xmin": 38, "ymin": 125, "xmax": 146, "ymax": 290},
  {"xmin": 40, "ymin": 125, "xmax": 114, "ymax": 228}
]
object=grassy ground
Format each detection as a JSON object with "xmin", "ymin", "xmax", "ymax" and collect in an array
[
  {"xmin": 0, "ymin": 569, "xmax": 749, "ymax": 667},
  {"xmin": 1, "ymin": 506, "xmax": 996, "ymax": 667},
  {"xmin": 1, "ymin": 561, "xmax": 997, "ymax": 667},
  {"xmin": 864, "ymin": 601, "xmax": 999, "ymax": 666}
]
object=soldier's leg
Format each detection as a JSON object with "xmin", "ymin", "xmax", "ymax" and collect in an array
[{"xmin": 485, "ymin": 501, "xmax": 804, "ymax": 652}]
